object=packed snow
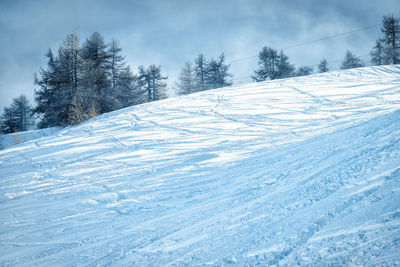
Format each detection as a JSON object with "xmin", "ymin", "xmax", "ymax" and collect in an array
[{"xmin": 1, "ymin": 65, "xmax": 400, "ymax": 265}]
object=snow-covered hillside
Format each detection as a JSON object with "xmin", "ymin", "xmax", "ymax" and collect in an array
[{"xmin": 1, "ymin": 66, "xmax": 400, "ymax": 266}]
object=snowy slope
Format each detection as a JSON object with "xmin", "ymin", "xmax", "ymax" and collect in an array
[{"xmin": 1, "ymin": 65, "xmax": 400, "ymax": 266}]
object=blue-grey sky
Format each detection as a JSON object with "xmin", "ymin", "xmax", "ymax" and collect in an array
[{"xmin": 0, "ymin": 0, "xmax": 399, "ymax": 110}]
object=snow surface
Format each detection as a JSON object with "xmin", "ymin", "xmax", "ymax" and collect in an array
[{"xmin": 1, "ymin": 65, "xmax": 400, "ymax": 266}]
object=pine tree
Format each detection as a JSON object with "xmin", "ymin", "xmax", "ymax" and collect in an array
[
  {"xmin": 176, "ymin": 62, "xmax": 196, "ymax": 95},
  {"xmin": 81, "ymin": 32, "xmax": 112, "ymax": 114},
  {"xmin": 57, "ymin": 31, "xmax": 82, "ymax": 125},
  {"xmin": 370, "ymin": 39, "xmax": 385, "ymax": 65},
  {"xmin": 252, "ymin": 47, "xmax": 279, "ymax": 81},
  {"xmin": 109, "ymin": 39, "xmax": 125, "ymax": 90},
  {"xmin": 0, "ymin": 107, "xmax": 16, "ymax": 134},
  {"xmin": 137, "ymin": 65, "xmax": 167, "ymax": 102},
  {"xmin": 107, "ymin": 40, "xmax": 141, "ymax": 109},
  {"xmin": 206, "ymin": 53, "xmax": 232, "ymax": 90},
  {"xmin": 194, "ymin": 54, "xmax": 207, "ymax": 92},
  {"xmin": 117, "ymin": 66, "xmax": 146, "ymax": 107},
  {"xmin": 381, "ymin": 15, "xmax": 400, "ymax": 64},
  {"xmin": 276, "ymin": 50, "xmax": 295, "ymax": 78},
  {"xmin": 34, "ymin": 32, "xmax": 83, "ymax": 127},
  {"xmin": 61, "ymin": 31, "xmax": 81, "ymax": 98},
  {"xmin": 296, "ymin": 66, "xmax": 313, "ymax": 76},
  {"xmin": 252, "ymin": 47, "xmax": 294, "ymax": 81},
  {"xmin": 34, "ymin": 48, "xmax": 64, "ymax": 128},
  {"xmin": 34, "ymin": 31, "xmax": 167, "ymax": 128},
  {"xmin": 1, "ymin": 95, "xmax": 32, "ymax": 134},
  {"xmin": 340, "ymin": 51, "xmax": 365, "ymax": 70},
  {"xmin": 12, "ymin": 95, "xmax": 32, "ymax": 131},
  {"xmin": 318, "ymin": 59, "xmax": 328, "ymax": 73}
]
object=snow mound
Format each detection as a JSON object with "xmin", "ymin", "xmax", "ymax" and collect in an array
[{"xmin": 1, "ymin": 65, "xmax": 400, "ymax": 265}]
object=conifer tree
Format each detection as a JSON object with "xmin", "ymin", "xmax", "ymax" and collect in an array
[
  {"xmin": 340, "ymin": 51, "xmax": 365, "ymax": 70},
  {"xmin": 81, "ymin": 32, "xmax": 112, "ymax": 114},
  {"xmin": 34, "ymin": 31, "xmax": 169, "ymax": 128},
  {"xmin": 1, "ymin": 95, "xmax": 32, "ymax": 133},
  {"xmin": 252, "ymin": 47, "xmax": 294, "ymax": 81},
  {"xmin": 206, "ymin": 53, "xmax": 232, "ymax": 89},
  {"xmin": 0, "ymin": 107, "xmax": 16, "ymax": 134},
  {"xmin": 109, "ymin": 39, "xmax": 125, "ymax": 90},
  {"xmin": 107, "ymin": 40, "xmax": 140, "ymax": 109},
  {"xmin": 117, "ymin": 66, "xmax": 145, "ymax": 107},
  {"xmin": 194, "ymin": 54, "xmax": 207, "ymax": 92},
  {"xmin": 276, "ymin": 50, "xmax": 295, "ymax": 78},
  {"xmin": 34, "ymin": 48, "xmax": 64, "ymax": 128},
  {"xmin": 34, "ymin": 32, "xmax": 83, "ymax": 127},
  {"xmin": 296, "ymin": 66, "xmax": 313, "ymax": 76},
  {"xmin": 137, "ymin": 65, "xmax": 167, "ymax": 102},
  {"xmin": 318, "ymin": 59, "xmax": 329, "ymax": 73},
  {"xmin": 252, "ymin": 47, "xmax": 279, "ymax": 81},
  {"xmin": 370, "ymin": 39, "xmax": 385, "ymax": 65},
  {"xmin": 381, "ymin": 15, "xmax": 400, "ymax": 64},
  {"xmin": 176, "ymin": 62, "xmax": 196, "ymax": 95}
]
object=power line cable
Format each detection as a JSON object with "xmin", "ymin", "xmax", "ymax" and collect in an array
[{"xmin": 229, "ymin": 23, "xmax": 379, "ymax": 64}]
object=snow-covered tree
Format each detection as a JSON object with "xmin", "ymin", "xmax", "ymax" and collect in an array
[
  {"xmin": 318, "ymin": 59, "xmax": 329, "ymax": 73},
  {"xmin": 340, "ymin": 51, "xmax": 365, "ymax": 70},
  {"xmin": 176, "ymin": 62, "xmax": 197, "ymax": 95}
]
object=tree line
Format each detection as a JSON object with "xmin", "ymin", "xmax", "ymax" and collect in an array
[
  {"xmin": 176, "ymin": 53, "xmax": 232, "ymax": 95},
  {"xmin": 33, "ymin": 31, "xmax": 168, "ymax": 129},
  {"xmin": 1, "ymin": 15, "xmax": 399, "ymax": 134}
]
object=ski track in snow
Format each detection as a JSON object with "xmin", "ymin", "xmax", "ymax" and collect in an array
[{"xmin": 1, "ymin": 66, "xmax": 400, "ymax": 266}]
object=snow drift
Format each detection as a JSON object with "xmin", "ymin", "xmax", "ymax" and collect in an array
[{"xmin": 1, "ymin": 66, "xmax": 400, "ymax": 265}]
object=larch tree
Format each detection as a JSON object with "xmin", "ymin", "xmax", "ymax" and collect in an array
[
  {"xmin": 194, "ymin": 54, "xmax": 208, "ymax": 92},
  {"xmin": 381, "ymin": 15, "xmax": 400, "ymax": 64},
  {"xmin": 252, "ymin": 47, "xmax": 294, "ymax": 81},
  {"xmin": 318, "ymin": 59, "xmax": 329, "ymax": 73},
  {"xmin": 252, "ymin": 47, "xmax": 279, "ymax": 81},
  {"xmin": 206, "ymin": 53, "xmax": 232, "ymax": 90},
  {"xmin": 276, "ymin": 50, "xmax": 295, "ymax": 79},
  {"xmin": 176, "ymin": 62, "xmax": 197, "ymax": 95},
  {"xmin": 80, "ymin": 32, "xmax": 112, "ymax": 114},
  {"xmin": 370, "ymin": 39, "xmax": 385, "ymax": 65},
  {"xmin": 340, "ymin": 51, "xmax": 365, "ymax": 70},
  {"xmin": 137, "ymin": 65, "xmax": 167, "ymax": 102},
  {"xmin": 0, "ymin": 95, "xmax": 32, "ymax": 134},
  {"xmin": 34, "ymin": 48, "xmax": 64, "ymax": 128},
  {"xmin": 296, "ymin": 66, "xmax": 313, "ymax": 76}
]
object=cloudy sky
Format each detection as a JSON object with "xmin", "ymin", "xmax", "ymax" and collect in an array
[{"xmin": 0, "ymin": 0, "xmax": 399, "ymax": 110}]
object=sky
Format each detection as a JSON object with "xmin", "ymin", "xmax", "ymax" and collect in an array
[{"xmin": 0, "ymin": 0, "xmax": 399, "ymax": 110}]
